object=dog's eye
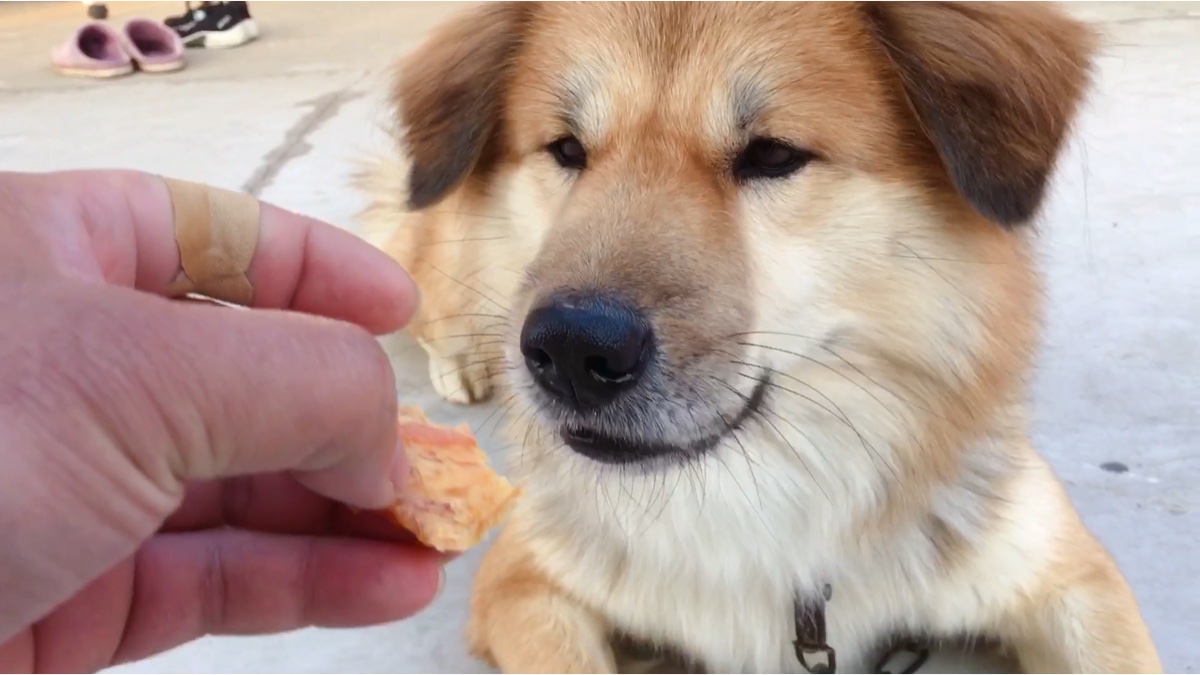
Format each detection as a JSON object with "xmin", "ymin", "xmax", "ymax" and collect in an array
[
  {"xmin": 734, "ymin": 138, "xmax": 813, "ymax": 181},
  {"xmin": 547, "ymin": 135, "xmax": 587, "ymax": 170}
]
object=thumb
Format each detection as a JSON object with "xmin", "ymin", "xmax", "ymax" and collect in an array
[
  {"xmin": 158, "ymin": 295, "xmax": 405, "ymax": 509},
  {"xmin": 46, "ymin": 282, "xmax": 405, "ymax": 510}
]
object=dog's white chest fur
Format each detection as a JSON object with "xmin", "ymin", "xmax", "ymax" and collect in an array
[
  {"xmin": 514, "ymin": 422, "xmax": 1061, "ymax": 674},
  {"xmin": 522, "ymin": 449, "xmax": 939, "ymax": 673}
]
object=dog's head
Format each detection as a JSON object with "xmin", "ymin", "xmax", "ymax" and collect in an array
[{"xmin": 391, "ymin": 3, "xmax": 1095, "ymax": 479}]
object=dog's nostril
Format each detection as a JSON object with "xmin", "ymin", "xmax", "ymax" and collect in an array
[
  {"xmin": 585, "ymin": 355, "xmax": 636, "ymax": 384},
  {"xmin": 527, "ymin": 347, "xmax": 553, "ymax": 371}
]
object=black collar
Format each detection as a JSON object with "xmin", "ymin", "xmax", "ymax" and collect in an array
[{"xmin": 792, "ymin": 584, "xmax": 930, "ymax": 674}]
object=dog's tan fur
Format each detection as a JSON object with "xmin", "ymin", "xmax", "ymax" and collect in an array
[{"xmin": 359, "ymin": 3, "xmax": 1162, "ymax": 672}]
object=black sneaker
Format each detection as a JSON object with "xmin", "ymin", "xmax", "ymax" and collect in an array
[
  {"xmin": 164, "ymin": 2, "xmax": 205, "ymax": 29},
  {"xmin": 169, "ymin": 1, "xmax": 258, "ymax": 49},
  {"xmin": 227, "ymin": 2, "xmax": 260, "ymax": 39}
]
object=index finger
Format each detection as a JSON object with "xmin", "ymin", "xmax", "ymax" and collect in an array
[{"xmin": 60, "ymin": 169, "xmax": 419, "ymax": 335}]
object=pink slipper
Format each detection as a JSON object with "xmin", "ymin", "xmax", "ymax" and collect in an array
[
  {"xmin": 50, "ymin": 21, "xmax": 133, "ymax": 79},
  {"xmin": 120, "ymin": 18, "xmax": 185, "ymax": 73}
]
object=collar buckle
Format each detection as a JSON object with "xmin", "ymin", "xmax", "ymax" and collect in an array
[
  {"xmin": 793, "ymin": 583, "xmax": 836, "ymax": 674},
  {"xmin": 795, "ymin": 642, "xmax": 837, "ymax": 674}
]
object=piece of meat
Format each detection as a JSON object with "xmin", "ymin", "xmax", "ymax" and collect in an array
[{"xmin": 389, "ymin": 405, "xmax": 520, "ymax": 552}]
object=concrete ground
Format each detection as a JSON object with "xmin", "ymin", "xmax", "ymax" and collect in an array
[{"xmin": 1, "ymin": 1, "xmax": 1197, "ymax": 672}]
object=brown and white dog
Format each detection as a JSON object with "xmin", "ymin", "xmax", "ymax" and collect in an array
[{"xmin": 359, "ymin": 2, "xmax": 1162, "ymax": 672}]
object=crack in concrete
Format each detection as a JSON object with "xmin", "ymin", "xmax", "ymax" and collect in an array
[{"xmin": 241, "ymin": 85, "xmax": 365, "ymax": 196}]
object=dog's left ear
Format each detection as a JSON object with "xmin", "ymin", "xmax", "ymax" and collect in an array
[
  {"xmin": 864, "ymin": 2, "xmax": 1098, "ymax": 227},
  {"xmin": 391, "ymin": 2, "xmax": 532, "ymax": 211}
]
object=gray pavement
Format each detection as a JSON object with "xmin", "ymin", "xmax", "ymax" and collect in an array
[{"xmin": 1, "ymin": 1, "xmax": 1196, "ymax": 672}]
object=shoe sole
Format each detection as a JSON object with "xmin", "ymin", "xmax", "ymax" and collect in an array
[
  {"xmin": 184, "ymin": 20, "xmax": 258, "ymax": 49},
  {"xmin": 139, "ymin": 60, "xmax": 186, "ymax": 74},
  {"xmin": 55, "ymin": 63, "xmax": 134, "ymax": 79}
]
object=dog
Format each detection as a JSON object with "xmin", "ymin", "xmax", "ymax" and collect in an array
[{"xmin": 359, "ymin": 2, "xmax": 1162, "ymax": 672}]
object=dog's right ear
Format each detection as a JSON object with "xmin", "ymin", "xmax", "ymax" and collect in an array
[
  {"xmin": 391, "ymin": 2, "xmax": 530, "ymax": 210},
  {"xmin": 864, "ymin": 2, "xmax": 1097, "ymax": 227}
]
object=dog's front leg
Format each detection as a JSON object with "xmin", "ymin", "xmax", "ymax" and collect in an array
[
  {"xmin": 468, "ymin": 526, "xmax": 616, "ymax": 674},
  {"xmin": 1003, "ymin": 531, "xmax": 1162, "ymax": 673}
]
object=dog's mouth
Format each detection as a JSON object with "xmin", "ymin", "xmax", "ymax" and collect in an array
[{"xmin": 559, "ymin": 373, "xmax": 770, "ymax": 465}]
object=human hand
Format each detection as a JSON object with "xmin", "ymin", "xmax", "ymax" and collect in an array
[{"xmin": 0, "ymin": 169, "xmax": 441, "ymax": 672}]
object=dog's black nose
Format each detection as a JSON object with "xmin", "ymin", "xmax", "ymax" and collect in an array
[{"xmin": 520, "ymin": 293, "xmax": 652, "ymax": 410}]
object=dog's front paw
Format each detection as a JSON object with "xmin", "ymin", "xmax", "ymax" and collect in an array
[{"xmin": 422, "ymin": 341, "xmax": 496, "ymax": 405}]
